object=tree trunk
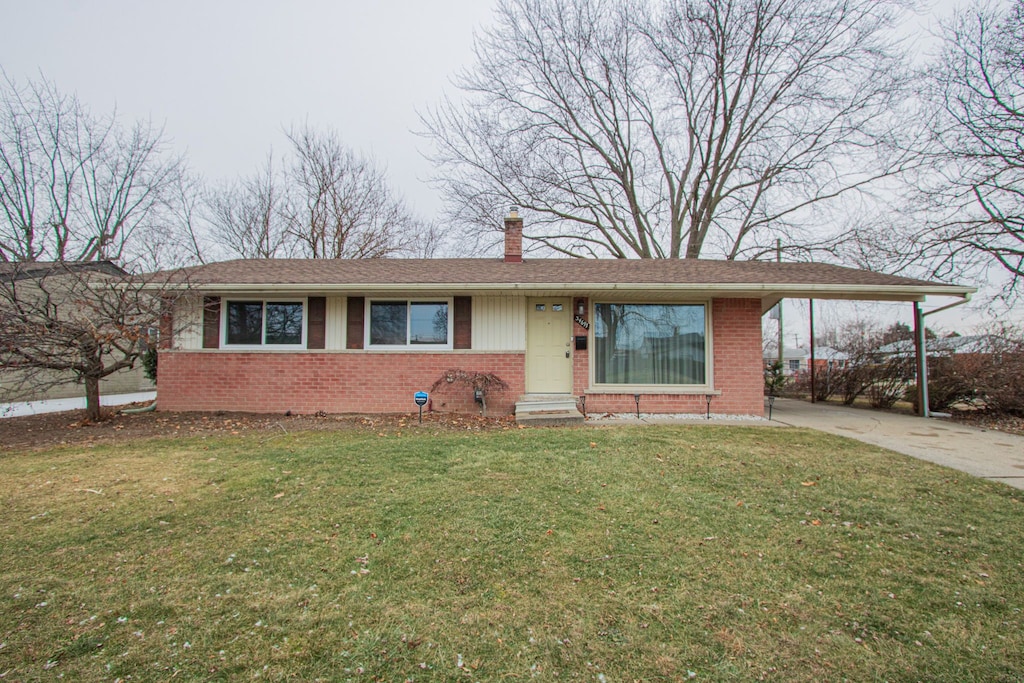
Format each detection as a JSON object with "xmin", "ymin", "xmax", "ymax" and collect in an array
[{"xmin": 84, "ymin": 376, "xmax": 102, "ymax": 422}]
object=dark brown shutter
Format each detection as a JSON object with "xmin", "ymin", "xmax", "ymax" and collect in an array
[
  {"xmin": 453, "ymin": 296, "xmax": 472, "ymax": 349},
  {"xmin": 202, "ymin": 296, "xmax": 220, "ymax": 349},
  {"xmin": 307, "ymin": 297, "xmax": 326, "ymax": 349},
  {"xmin": 346, "ymin": 297, "xmax": 364, "ymax": 349}
]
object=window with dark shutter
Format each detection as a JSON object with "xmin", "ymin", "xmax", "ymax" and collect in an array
[
  {"xmin": 307, "ymin": 297, "xmax": 326, "ymax": 349},
  {"xmin": 202, "ymin": 296, "xmax": 220, "ymax": 349},
  {"xmin": 454, "ymin": 296, "xmax": 472, "ymax": 349}
]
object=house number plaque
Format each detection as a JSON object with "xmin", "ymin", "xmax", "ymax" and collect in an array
[{"xmin": 574, "ymin": 315, "xmax": 590, "ymax": 329}]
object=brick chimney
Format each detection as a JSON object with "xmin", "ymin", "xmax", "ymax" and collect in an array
[{"xmin": 504, "ymin": 207, "xmax": 523, "ymax": 263}]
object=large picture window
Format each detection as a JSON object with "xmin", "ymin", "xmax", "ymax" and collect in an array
[
  {"xmin": 225, "ymin": 300, "xmax": 304, "ymax": 347},
  {"xmin": 593, "ymin": 303, "xmax": 706, "ymax": 385},
  {"xmin": 368, "ymin": 300, "xmax": 450, "ymax": 348}
]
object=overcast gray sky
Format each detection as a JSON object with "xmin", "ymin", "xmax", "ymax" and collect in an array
[
  {"xmin": 1, "ymin": 0, "xmax": 963, "ymax": 221},
  {"xmin": 0, "ymin": 0, "xmax": 498, "ymax": 218}
]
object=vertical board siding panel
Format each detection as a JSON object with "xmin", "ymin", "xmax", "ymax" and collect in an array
[
  {"xmin": 325, "ymin": 297, "xmax": 346, "ymax": 350},
  {"xmin": 174, "ymin": 295, "xmax": 204, "ymax": 350},
  {"xmin": 474, "ymin": 296, "xmax": 526, "ymax": 350},
  {"xmin": 473, "ymin": 296, "xmax": 491, "ymax": 349}
]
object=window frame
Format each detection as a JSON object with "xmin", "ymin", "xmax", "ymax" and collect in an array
[
  {"xmin": 364, "ymin": 298, "xmax": 454, "ymax": 350},
  {"xmin": 221, "ymin": 298, "xmax": 308, "ymax": 349},
  {"xmin": 588, "ymin": 300, "xmax": 713, "ymax": 392}
]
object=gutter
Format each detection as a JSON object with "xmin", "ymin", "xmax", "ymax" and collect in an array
[{"xmin": 148, "ymin": 281, "xmax": 976, "ymax": 301}]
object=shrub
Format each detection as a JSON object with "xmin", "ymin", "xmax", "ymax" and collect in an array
[
  {"xmin": 430, "ymin": 369, "xmax": 509, "ymax": 417},
  {"xmin": 142, "ymin": 348, "xmax": 158, "ymax": 383},
  {"xmin": 764, "ymin": 360, "xmax": 786, "ymax": 396}
]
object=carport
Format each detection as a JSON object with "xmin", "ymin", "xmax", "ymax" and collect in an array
[{"xmin": 762, "ymin": 282, "xmax": 975, "ymax": 419}]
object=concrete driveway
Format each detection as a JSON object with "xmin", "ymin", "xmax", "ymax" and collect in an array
[{"xmin": 769, "ymin": 398, "xmax": 1024, "ymax": 490}]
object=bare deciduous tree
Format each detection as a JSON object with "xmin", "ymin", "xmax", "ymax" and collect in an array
[
  {"xmin": 0, "ymin": 262, "xmax": 183, "ymax": 421},
  {"xmin": 906, "ymin": 0, "xmax": 1024, "ymax": 294},
  {"xmin": 422, "ymin": 0, "xmax": 915, "ymax": 260},
  {"xmin": 284, "ymin": 126, "xmax": 420, "ymax": 258},
  {"xmin": 208, "ymin": 153, "xmax": 293, "ymax": 259},
  {"xmin": 0, "ymin": 74, "xmax": 194, "ymax": 419},
  {"xmin": 0, "ymin": 73, "xmax": 185, "ymax": 265},
  {"xmin": 207, "ymin": 126, "xmax": 438, "ymax": 260}
]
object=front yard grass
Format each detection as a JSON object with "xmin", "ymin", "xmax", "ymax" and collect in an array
[{"xmin": 1, "ymin": 425, "xmax": 1022, "ymax": 681}]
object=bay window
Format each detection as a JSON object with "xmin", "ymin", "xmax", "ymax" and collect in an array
[{"xmin": 593, "ymin": 303, "xmax": 707, "ymax": 386}]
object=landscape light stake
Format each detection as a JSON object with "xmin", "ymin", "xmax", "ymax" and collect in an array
[
  {"xmin": 768, "ymin": 394, "xmax": 776, "ymax": 421},
  {"xmin": 579, "ymin": 394, "xmax": 586, "ymax": 418},
  {"xmin": 634, "ymin": 393, "xmax": 641, "ymax": 419},
  {"xmin": 705, "ymin": 394, "xmax": 714, "ymax": 420}
]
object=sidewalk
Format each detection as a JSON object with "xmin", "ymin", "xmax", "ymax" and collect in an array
[
  {"xmin": 769, "ymin": 398, "xmax": 1024, "ymax": 490},
  {"xmin": 0, "ymin": 391, "xmax": 156, "ymax": 419}
]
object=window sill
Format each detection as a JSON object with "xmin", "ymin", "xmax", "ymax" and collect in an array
[
  {"xmin": 587, "ymin": 386, "xmax": 721, "ymax": 395},
  {"xmin": 221, "ymin": 345, "xmax": 306, "ymax": 351},
  {"xmin": 365, "ymin": 346, "xmax": 453, "ymax": 352}
]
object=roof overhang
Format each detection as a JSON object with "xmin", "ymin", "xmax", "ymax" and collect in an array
[{"xmin": 156, "ymin": 280, "xmax": 975, "ymax": 311}]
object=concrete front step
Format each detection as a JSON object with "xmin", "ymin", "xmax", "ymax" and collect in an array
[
  {"xmin": 515, "ymin": 409, "xmax": 585, "ymax": 426},
  {"xmin": 515, "ymin": 394, "xmax": 578, "ymax": 413},
  {"xmin": 515, "ymin": 394, "xmax": 584, "ymax": 426}
]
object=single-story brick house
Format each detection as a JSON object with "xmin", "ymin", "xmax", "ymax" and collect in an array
[{"xmin": 150, "ymin": 212, "xmax": 973, "ymax": 418}]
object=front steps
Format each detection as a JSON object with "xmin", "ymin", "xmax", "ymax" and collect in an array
[{"xmin": 514, "ymin": 394, "xmax": 584, "ymax": 426}]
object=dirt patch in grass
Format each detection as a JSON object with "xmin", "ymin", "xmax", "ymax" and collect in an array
[{"xmin": 0, "ymin": 406, "xmax": 515, "ymax": 452}]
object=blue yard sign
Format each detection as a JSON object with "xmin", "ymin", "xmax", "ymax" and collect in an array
[{"xmin": 414, "ymin": 391, "xmax": 428, "ymax": 423}]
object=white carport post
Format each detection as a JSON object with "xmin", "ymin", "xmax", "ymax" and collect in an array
[
  {"xmin": 914, "ymin": 293, "xmax": 974, "ymax": 418},
  {"xmin": 913, "ymin": 302, "xmax": 929, "ymax": 418}
]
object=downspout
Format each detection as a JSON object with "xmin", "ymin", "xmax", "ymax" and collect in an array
[
  {"xmin": 122, "ymin": 401, "xmax": 157, "ymax": 414},
  {"xmin": 914, "ymin": 292, "xmax": 974, "ymax": 418}
]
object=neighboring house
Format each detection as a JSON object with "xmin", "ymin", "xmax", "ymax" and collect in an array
[
  {"xmin": 149, "ymin": 212, "xmax": 973, "ymax": 418},
  {"xmin": 0, "ymin": 261, "xmax": 156, "ymax": 403},
  {"xmin": 763, "ymin": 346, "xmax": 849, "ymax": 376},
  {"xmin": 875, "ymin": 335, "xmax": 1006, "ymax": 359}
]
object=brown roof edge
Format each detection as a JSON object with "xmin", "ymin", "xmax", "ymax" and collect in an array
[{"xmin": 144, "ymin": 257, "xmax": 975, "ymax": 302}]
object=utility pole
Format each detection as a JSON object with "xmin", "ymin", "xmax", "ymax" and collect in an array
[
  {"xmin": 809, "ymin": 299, "xmax": 816, "ymax": 403},
  {"xmin": 777, "ymin": 238, "xmax": 783, "ymax": 366}
]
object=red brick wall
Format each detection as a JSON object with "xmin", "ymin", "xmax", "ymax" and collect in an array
[
  {"xmin": 157, "ymin": 352, "xmax": 526, "ymax": 415},
  {"xmin": 712, "ymin": 298, "xmax": 765, "ymax": 415},
  {"xmin": 158, "ymin": 297, "xmax": 764, "ymax": 417}
]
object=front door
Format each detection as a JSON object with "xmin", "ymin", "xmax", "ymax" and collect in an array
[{"xmin": 526, "ymin": 298, "xmax": 573, "ymax": 393}]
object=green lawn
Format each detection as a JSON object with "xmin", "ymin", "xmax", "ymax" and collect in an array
[{"xmin": 1, "ymin": 425, "xmax": 1022, "ymax": 681}]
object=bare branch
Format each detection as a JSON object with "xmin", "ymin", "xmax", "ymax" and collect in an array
[{"xmin": 421, "ymin": 0, "xmax": 915, "ymax": 260}]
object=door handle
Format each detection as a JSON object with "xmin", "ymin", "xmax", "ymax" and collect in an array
[{"xmin": 565, "ymin": 350, "xmax": 570, "ymax": 358}]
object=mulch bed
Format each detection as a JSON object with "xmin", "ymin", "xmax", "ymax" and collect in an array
[
  {"xmin": 948, "ymin": 410, "xmax": 1024, "ymax": 437},
  {"xmin": 3, "ymin": 401, "xmax": 1019, "ymax": 452},
  {"xmin": 0, "ymin": 403, "xmax": 516, "ymax": 452}
]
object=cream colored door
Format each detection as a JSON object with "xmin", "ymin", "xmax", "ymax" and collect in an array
[{"xmin": 526, "ymin": 298, "xmax": 573, "ymax": 393}]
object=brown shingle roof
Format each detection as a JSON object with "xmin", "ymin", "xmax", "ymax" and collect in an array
[
  {"xmin": 156, "ymin": 258, "xmax": 969, "ymax": 299},
  {"xmin": 1, "ymin": 261, "xmax": 126, "ymax": 282}
]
